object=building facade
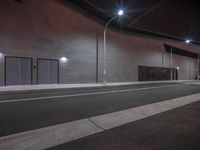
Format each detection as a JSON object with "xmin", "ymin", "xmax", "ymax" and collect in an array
[{"xmin": 0, "ymin": 0, "xmax": 199, "ymax": 86}]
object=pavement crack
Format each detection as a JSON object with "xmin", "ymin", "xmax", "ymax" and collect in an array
[{"xmin": 88, "ymin": 118, "xmax": 105, "ymax": 131}]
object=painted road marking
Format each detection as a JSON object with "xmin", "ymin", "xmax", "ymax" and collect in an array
[
  {"xmin": 0, "ymin": 119, "xmax": 103, "ymax": 150},
  {"xmin": 90, "ymin": 93, "xmax": 200, "ymax": 129},
  {"xmin": 0, "ymin": 92, "xmax": 199, "ymax": 150},
  {"xmin": 0, "ymin": 84, "xmax": 187, "ymax": 103}
]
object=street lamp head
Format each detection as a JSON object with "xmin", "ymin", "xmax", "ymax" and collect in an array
[
  {"xmin": 185, "ymin": 39, "xmax": 191, "ymax": 44},
  {"xmin": 60, "ymin": 57, "xmax": 68, "ymax": 63},
  {"xmin": 118, "ymin": 10, "xmax": 124, "ymax": 16}
]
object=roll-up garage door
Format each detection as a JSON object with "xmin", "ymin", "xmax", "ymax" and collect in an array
[
  {"xmin": 37, "ymin": 59, "xmax": 59, "ymax": 84},
  {"xmin": 5, "ymin": 57, "xmax": 32, "ymax": 85}
]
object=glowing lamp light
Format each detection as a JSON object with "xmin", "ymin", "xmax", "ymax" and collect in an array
[
  {"xmin": 0, "ymin": 53, "xmax": 3, "ymax": 58},
  {"xmin": 185, "ymin": 39, "xmax": 191, "ymax": 44},
  {"xmin": 60, "ymin": 57, "xmax": 68, "ymax": 63},
  {"xmin": 118, "ymin": 10, "xmax": 124, "ymax": 16},
  {"xmin": 176, "ymin": 67, "xmax": 180, "ymax": 70}
]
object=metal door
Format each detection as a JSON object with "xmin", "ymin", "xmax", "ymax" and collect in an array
[
  {"xmin": 37, "ymin": 59, "xmax": 58, "ymax": 84},
  {"xmin": 6, "ymin": 57, "xmax": 20, "ymax": 85},
  {"xmin": 20, "ymin": 58, "xmax": 32, "ymax": 85},
  {"xmin": 38, "ymin": 59, "xmax": 49, "ymax": 84},
  {"xmin": 49, "ymin": 60, "xmax": 58, "ymax": 84},
  {"xmin": 5, "ymin": 57, "xmax": 32, "ymax": 85}
]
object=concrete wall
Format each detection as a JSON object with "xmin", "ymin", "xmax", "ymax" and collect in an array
[{"xmin": 0, "ymin": 0, "xmax": 199, "ymax": 85}]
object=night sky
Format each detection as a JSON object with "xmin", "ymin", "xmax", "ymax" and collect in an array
[{"xmin": 68, "ymin": 0, "xmax": 200, "ymax": 43}]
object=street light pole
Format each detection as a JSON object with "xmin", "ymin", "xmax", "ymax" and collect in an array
[
  {"xmin": 103, "ymin": 10, "xmax": 123, "ymax": 84},
  {"xmin": 170, "ymin": 39, "xmax": 191, "ymax": 81},
  {"xmin": 103, "ymin": 15, "xmax": 118, "ymax": 84}
]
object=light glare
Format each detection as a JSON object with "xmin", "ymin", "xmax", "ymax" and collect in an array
[
  {"xmin": 60, "ymin": 57, "xmax": 68, "ymax": 62},
  {"xmin": 185, "ymin": 39, "xmax": 191, "ymax": 43},
  {"xmin": 0, "ymin": 53, "xmax": 3, "ymax": 58},
  {"xmin": 118, "ymin": 10, "xmax": 124, "ymax": 16}
]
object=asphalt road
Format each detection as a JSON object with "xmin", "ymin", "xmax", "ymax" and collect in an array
[
  {"xmin": 0, "ymin": 82, "xmax": 200, "ymax": 138},
  {"xmin": 0, "ymin": 82, "xmax": 183, "ymax": 101},
  {"xmin": 49, "ymin": 101, "xmax": 200, "ymax": 150}
]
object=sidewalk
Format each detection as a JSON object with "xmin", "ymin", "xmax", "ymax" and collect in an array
[{"xmin": 0, "ymin": 80, "xmax": 197, "ymax": 93}]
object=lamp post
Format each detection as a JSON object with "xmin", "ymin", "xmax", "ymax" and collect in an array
[
  {"xmin": 103, "ymin": 10, "xmax": 124, "ymax": 84},
  {"xmin": 170, "ymin": 39, "xmax": 191, "ymax": 80}
]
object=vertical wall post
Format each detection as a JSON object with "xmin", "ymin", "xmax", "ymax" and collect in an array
[{"xmin": 170, "ymin": 46, "xmax": 173, "ymax": 80}]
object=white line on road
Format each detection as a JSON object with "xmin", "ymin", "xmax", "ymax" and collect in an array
[
  {"xmin": 0, "ymin": 92, "xmax": 199, "ymax": 150},
  {"xmin": 0, "ymin": 84, "xmax": 187, "ymax": 103},
  {"xmin": 0, "ymin": 119, "xmax": 103, "ymax": 150},
  {"xmin": 90, "ymin": 93, "xmax": 200, "ymax": 130}
]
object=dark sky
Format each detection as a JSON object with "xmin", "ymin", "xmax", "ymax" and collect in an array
[{"xmin": 68, "ymin": 0, "xmax": 200, "ymax": 43}]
